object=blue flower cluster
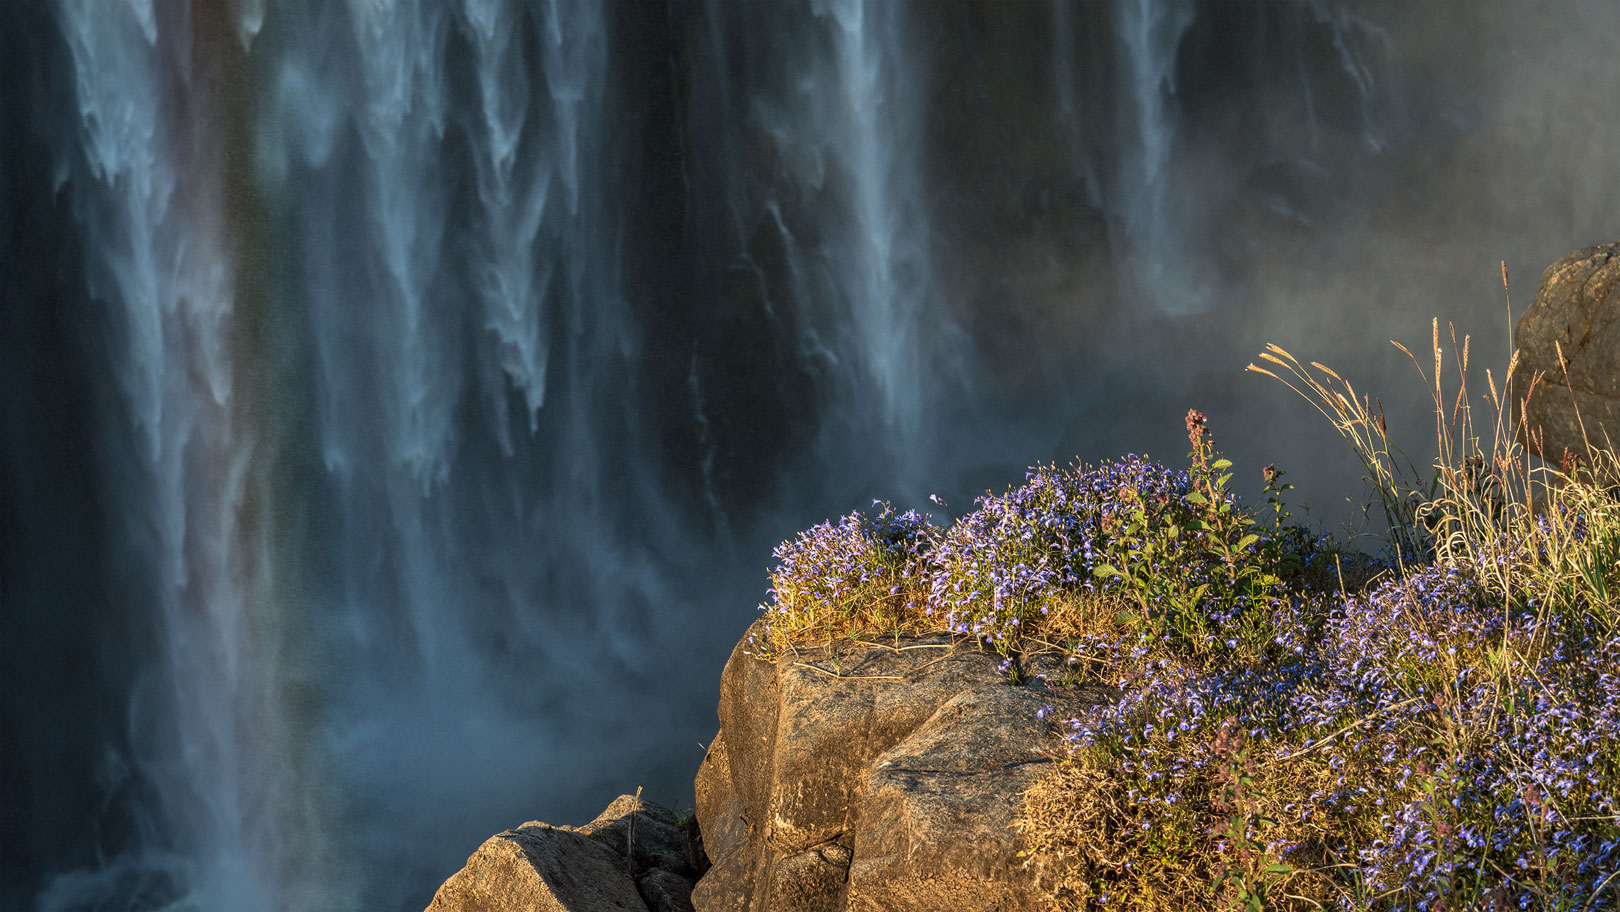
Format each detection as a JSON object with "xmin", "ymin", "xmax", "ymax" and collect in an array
[
  {"xmin": 765, "ymin": 432, "xmax": 1620, "ymax": 905},
  {"xmin": 927, "ymin": 456, "xmax": 1203, "ymax": 644},
  {"xmin": 764, "ymin": 452, "xmax": 1298, "ymax": 655},
  {"xmin": 1055, "ymin": 563, "xmax": 1620, "ymax": 908},
  {"xmin": 761, "ymin": 500, "xmax": 936, "ymax": 640}
]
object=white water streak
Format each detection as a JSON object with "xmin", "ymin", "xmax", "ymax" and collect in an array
[
  {"xmin": 813, "ymin": 0, "xmax": 930, "ymax": 442},
  {"xmin": 52, "ymin": 1, "xmax": 272, "ymax": 908},
  {"xmin": 1112, "ymin": 0, "xmax": 1201, "ymax": 313}
]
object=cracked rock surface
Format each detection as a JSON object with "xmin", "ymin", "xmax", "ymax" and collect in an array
[{"xmin": 692, "ymin": 619, "xmax": 1119, "ymax": 912}]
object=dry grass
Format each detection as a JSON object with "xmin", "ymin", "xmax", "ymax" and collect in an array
[{"xmin": 1017, "ymin": 267, "xmax": 1620, "ymax": 911}]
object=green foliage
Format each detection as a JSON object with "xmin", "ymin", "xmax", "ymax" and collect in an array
[
  {"xmin": 1091, "ymin": 411, "xmax": 1299, "ymax": 665},
  {"xmin": 1211, "ymin": 719, "xmax": 1294, "ymax": 912}
]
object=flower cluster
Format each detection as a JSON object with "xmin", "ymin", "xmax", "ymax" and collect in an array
[
  {"xmin": 766, "ymin": 439, "xmax": 1308, "ymax": 657},
  {"xmin": 1043, "ymin": 562, "xmax": 1620, "ymax": 909},
  {"xmin": 761, "ymin": 404, "xmax": 1620, "ymax": 907},
  {"xmin": 760, "ymin": 500, "xmax": 936, "ymax": 645},
  {"xmin": 926, "ymin": 455, "xmax": 1204, "ymax": 646}
]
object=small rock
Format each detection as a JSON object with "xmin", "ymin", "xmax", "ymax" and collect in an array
[
  {"xmin": 424, "ymin": 824, "xmax": 647, "ymax": 912},
  {"xmin": 1514, "ymin": 242, "xmax": 1620, "ymax": 462},
  {"xmin": 426, "ymin": 794, "xmax": 703, "ymax": 912}
]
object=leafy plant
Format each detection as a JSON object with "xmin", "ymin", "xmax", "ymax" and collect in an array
[
  {"xmin": 1210, "ymin": 717, "xmax": 1294, "ymax": 911},
  {"xmin": 1090, "ymin": 411, "xmax": 1296, "ymax": 664}
]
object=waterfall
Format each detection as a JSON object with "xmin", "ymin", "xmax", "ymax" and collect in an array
[
  {"xmin": 10, "ymin": 2, "xmax": 1620, "ymax": 910},
  {"xmin": 810, "ymin": 0, "xmax": 934, "ymax": 443},
  {"xmin": 686, "ymin": 0, "xmax": 955, "ymax": 474},
  {"xmin": 1108, "ymin": 0, "xmax": 1201, "ymax": 313},
  {"xmin": 36, "ymin": 1, "xmax": 299, "ymax": 908}
]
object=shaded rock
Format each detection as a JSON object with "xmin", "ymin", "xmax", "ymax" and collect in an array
[
  {"xmin": 578, "ymin": 794, "xmax": 705, "ymax": 882},
  {"xmin": 688, "ymin": 843, "xmax": 753, "ymax": 912},
  {"xmin": 694, "ymin": 733, "xmax": 749, "ymax": 865},
  {"xmin": 691, "ymin": 619, "xmax": 1120, "ymax": 912},
  {"xmin": 426, "ymin": 794, "xmax": 704, "ymax": 912},
  {"xmin": 1515, "ymin": 242, "xmax": 1620, "ymax": 462},
  {"xmin": 638, "ymin": 869, "xmax": 699, "ymax": 912},
  {"xmin": 424, "ymin": 824, "xmax": 646, "ymax": 912}
]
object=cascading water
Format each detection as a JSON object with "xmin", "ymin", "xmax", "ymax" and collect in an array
[
  {"xmin": 808, "ymin": 0, "xmax": 935, "ymax": 443},
  {"xmin": 9, "ymin": 2, "xmax": 1620, "ymax": 910},
  {"xmin": 36, "ymin": 4, "xmax": 284, "ymax": 909},
  {"xmin": 1109, "ymin": 0, "xmax": 1201, "ymax": 313}
]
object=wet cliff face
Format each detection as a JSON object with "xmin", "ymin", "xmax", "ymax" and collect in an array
[{"xmin": 5, "ymin": 1, "xmax": 1620, "ymax": 910}]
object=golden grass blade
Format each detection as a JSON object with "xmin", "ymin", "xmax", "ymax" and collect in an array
[
  {"xmin": 1310, "ymin": 361, "xmax": 1344, "ymax": 382},
  {"xmin": 1433, "ymin": 318, "xmax": 1443, "ymax": 406}
]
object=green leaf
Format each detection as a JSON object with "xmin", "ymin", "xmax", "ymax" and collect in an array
[
  {"xmin": 1212, "ymin": 458, "xmax": 1233, "ymax": 470},
  {"xmin": 1092, "ymin": 564, "xmax": 1123, "ymax": 579},
  {"xmin": 1263, "ymin": 862, "xmax": 1293, "ymax": 874},
  {"xmin": 1236, "ymin": 533, "xmax": 1260, "ymax": 551},
  {"xmin": 1186, "ymin": 491, "xmax": 1209, "ymax": 505},
  {"xmin": 1218, "ymin": 472, "xmax": 1233, "ymax": 487}
]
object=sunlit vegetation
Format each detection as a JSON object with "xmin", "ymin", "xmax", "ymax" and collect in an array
[{"xmin": 756, "ymin": 308, "xmax": 1620, "ymax": 909}]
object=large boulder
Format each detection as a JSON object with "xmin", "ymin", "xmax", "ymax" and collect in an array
[
  {"xmin": 425, "ymin": 794, "xmax": 706, "ymax": 912},
  {"xmin": 1515, "ymin": 242, "xmax": 1620, "ymax": 462},
  {"xmin": 691, "ymin": 620, "xmax": 1119, "ymax": 912}
]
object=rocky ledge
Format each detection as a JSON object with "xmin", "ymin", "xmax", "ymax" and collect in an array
[
  {"xmin": 424, "ymin": 619, "xmax": 1118, "ymax": 912},
  {"xmin": 424, "ymin": 793, "xmax": 707, "ymax": 912}
]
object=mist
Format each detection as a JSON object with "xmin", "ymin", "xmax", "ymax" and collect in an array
[{"xmin": 3, "ymin": 1, "xmax": 1618, "ymax": 909}]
